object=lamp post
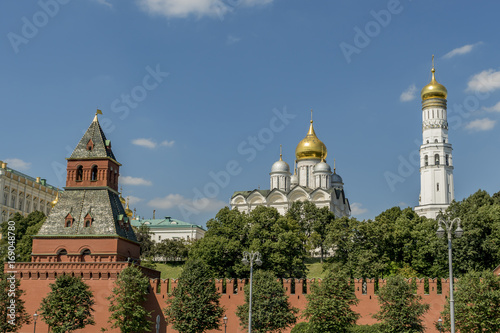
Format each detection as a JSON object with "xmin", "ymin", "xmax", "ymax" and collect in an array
[
  {"xmin": 33, "ymin": 312, "xmax": 38, "ymax": 333},
  {"xmin": 436, "ymin": 217, "xmax": 463, "ymax": 333},
  {"xmin": 438, "ymin": 317, "xmax": 443, "ymax": 333},
  {"xmin": 242, "ymin": 251, "xmax": 262, "ymax": 333},
  {"xmin": 223, "ymin": 314, "xmax": 228, "ymax": 333}
]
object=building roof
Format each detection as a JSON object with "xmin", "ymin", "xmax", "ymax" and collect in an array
[
  {"xmin": 0, "ymin": 164, "xmax": 60, "ymax": 191},
  {"xmin": 231, "ymin": 186, "xmax": 349, "ymax": 204},
  {"xmin": 131, "ymin": 217, "xmax": 205, "ymax": 230},
  {"xmin": 69, "ymin": 115, "xmax": 117, "ymax": 161},
  {"xmin": 37, "ymin": 188, "xmax": 137, "ymax": 242}
]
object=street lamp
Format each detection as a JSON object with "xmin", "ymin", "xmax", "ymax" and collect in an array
[
  {"xmin": 33, "ymin": 312, "xmax": 38, "ymax": 333},
  {"xmin": 242, "ymin": 251, "xmax": 262, "ymax": 333},
  {"xmin": 436, "ymin": 217, "xmax": 463, "ymax": 333},
  {"xmin": 223, "ymin": 314, "xmax": 228, "ymax": 333},
  {"xmin": 438, "ymin": 317, "xmax": 443, "ymax": 333}
]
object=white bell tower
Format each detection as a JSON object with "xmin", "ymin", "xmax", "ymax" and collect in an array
[{"xmin": 415, "ymin": 57, "xmax": 455, "ymax": 219}]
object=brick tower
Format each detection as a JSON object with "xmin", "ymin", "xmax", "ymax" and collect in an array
[
  {"xmin": 8, "ymin": 112, "xmax": 159, "ymax": 333},
  {"xmin": 31, "ymin": 112, "xmax": 140, "ymax": 262}
]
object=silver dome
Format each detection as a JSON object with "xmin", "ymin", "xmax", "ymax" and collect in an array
[
  {"xmin": 331, "ymin": 172, "xmax": 343, "ymax": 184},
  {"xmin": 271, "ymin": 160, "xmax": 290, "ymax": 173},
  {"xmin": 314, "ymin": 161, "xmax": 331, "ymax": 173}
]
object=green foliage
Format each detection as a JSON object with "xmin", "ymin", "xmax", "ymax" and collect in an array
[
  {"xmin": 290, "ymin": 322, "xmax": 310, "ymax": 333},
  {"xmin": 107, "ymin": 265, "xmax": 153, "ymax": 333},
  {"xmin": 155, "ymin": 238, "xmax": 189, "ymax": 262},
  {"xmin": 190, "ymin": 206, "xmax": 307, "ymax": 279},
  {"xmin": 373, "ymin": 275, "xmax": 429, "ymax": 333},
  {"xmin": 164, "ymin": 259, "xmax": 224, "ymax": 333},
  {"xmin": 0, "ymin": 270, "xmax": 30, "ymax": 332},
  {"xmin": 0, "ymin": 211, "xmax": 45, "ymax": 262},
  {"xmin": 236, "ymin": 270, "xmax": 298, "ymax": 333},
  {"xmin": 348, "ymin": 323, "xmax": 382, "ymax": 332},
  {"xmin": 439, "ymin": 270, "xmax": 500, "ymax": 332},
  {"xmin": 303, "ymin": 270, "xmax": 359, "ymax": 333},
  {"xmin": 39, "ymin": 274, "xmax": 95, "ymax": 333},
  {"xmin": 134, "ymin": 224, "xmax": 155, "ymax": 259}
]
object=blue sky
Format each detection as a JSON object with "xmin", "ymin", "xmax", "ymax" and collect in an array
[{"xmin": 1, "ymin": 0, "xmax": 500, "ymax": 226}]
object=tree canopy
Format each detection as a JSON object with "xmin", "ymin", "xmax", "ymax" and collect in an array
[
  {"xmin": 164, "ymin": 259, "xmax": 224, "ymax": 333},
  {"xmin": 107, "ymin": 265, "xmax": 153, "ymax": 333},
  {"xmin": 38, "ymin": 275, "xmax": 95, "ymax": 333},
  {"xmin": 236, "ymin": 270, "xmax": 298, "ymax": 333},
  {"xmin": 0, "ymin": 270, "xmax": 30, "ymax": 333}
]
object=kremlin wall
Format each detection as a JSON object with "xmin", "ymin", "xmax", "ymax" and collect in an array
[{"xmin": 8, "ymin": 266, "xmax": 452, "ymax": 333}]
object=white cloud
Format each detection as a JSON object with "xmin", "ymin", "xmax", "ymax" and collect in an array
[
  {"xmin": 443, "ymin": 42, "xmax": 482, "ymax": 59},
  {"xmin": 400, "ymin": 84, "xmax": 417, "ymax": 102},
  {"xmin": 120, "ymin": 176, "xmax": 153, "ymax": 186},
  {"xmin": 92, "ymin": 0, "xmax": 113, "ymax": 7},
  {"xmin": 465, "ymin": 118, "xmax": 496, "ymax": 131},
  {"xmin": 466, "ymin": 69, "xmax": 500, "ymax": 93},
  {"xmin": 483, "ymin": 101, "xmax": 500, "ymax": 113},
  {"xmin": 350, "ymin": 202, "xmax": 367, "ymax": 215},
  {"xmin": 132, "ymin": 138, "xmax": 175, "ymax": 148},
  {"xmin": 160, "ymin": 140, "xmax": 175, "ymax": 147},
  {"xmin": 127, "ymin": 196, "xmax": 144, "ymax": 205},
  {"xmin": 137, "ymin": 0, "xmax": 274, "ymax": 19},
  {"xmin": 226, "ymin": 35, "xmax": 241, "ymax": 45},
  {"xmin": 4, "ymin": 158, "xmax": 31, "ymax": 171},
  {"xmin": 132, "ymin": 138, "xmax": 157, "ymax": 149},
  {"xmin": 148, "ymin": 193, "xmax": 226, "ymax": 213}
]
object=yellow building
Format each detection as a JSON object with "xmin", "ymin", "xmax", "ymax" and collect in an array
[{"xmin": 0, "ymin": 160, "xmax": 60, "ymax": 222}]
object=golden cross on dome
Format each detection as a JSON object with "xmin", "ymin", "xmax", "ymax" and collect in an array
[
  {"xmin": 279, "ymin": 144, "xmax": 283, "ymax": 160},
  {"xmin": 310, "ymin": 109, "xmax": 313, "ymax": 123},
  {"xmin": 432, "ymin": 54, "xmax": 435, "ymax": 69}
]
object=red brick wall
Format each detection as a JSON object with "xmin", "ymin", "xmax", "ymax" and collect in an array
[
  {"xmin": 10, "ymin": 270, "xmax": 449, "ymax": 333},
  {"xmin": 66, "ymin": 159, "xmax": 120, "ymax": 191}
]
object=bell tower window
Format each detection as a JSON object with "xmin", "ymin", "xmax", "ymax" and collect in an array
[
  {"xmin": 86, "ymin": 139, "xmax": 94, "ymax": 151},
  {"xmin": 424, "ymin": 155, "xmax": 428, "ymax": 166},
  {"xmin": 91, "ymin": 165, "xmax": 98, "ymax": 181},
  {"xmin": 76, "ymin": 166, "xmax": 83, "ymax": 181},
  {"xmin": 435, "ymin": 154, "xmax": 440, "ymax": 165}
]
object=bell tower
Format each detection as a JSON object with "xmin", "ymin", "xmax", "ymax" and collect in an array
[{"xmin": 415, "ymin": 57, "xmax": 455, "ymax": 219}]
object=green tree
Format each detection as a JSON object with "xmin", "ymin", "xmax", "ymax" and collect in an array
[
  {"xmin": 290, "ymin": 322, "xmax": 310, "ymax": 333},
  {"xmin": 0, "ymin": 211, "xmax": 45, "ymax": 262},
  {"xmin": 164, "ymin": 259, "xmax": 224, "ymax": 333},
  {"xmin": 107, "ymin": 265, "xmax": 152, "ymax": 333},
  {"xmin": 236, "ymin": 270, "xmax": 297, "ymax": 333},
  {"xmin": 439, "ymin": 270, "xmax": 500, "ymax": 332},
  {"xmin": 374, "ymin": 275, "xmax": 429, "ymax": 333},
  {"xmin": 39, "ymin": 274, "xmax": 95, "ymax": 333},
  {"xmin": 303, "ymin": 270, "xmax": 359, "ymax": 333},
  {"xmin": 155, "ymin": 238, "xmax": 189, "ymax": 262},
  {"xmin": 134, "ymin": 224, "xmax": 154, "ymax": 259},
  {"xmin": 0, "ymin": 270, "xmax": 30, "ymax": 333}
]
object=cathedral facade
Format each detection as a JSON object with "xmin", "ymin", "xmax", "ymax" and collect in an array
[
  {"xmin": 415, "ymin": 61, "xmax": 455, "ymax": 219},
  {"xmin": 231, "ymin": 116, "xmax": 351, "ymax": 218}
]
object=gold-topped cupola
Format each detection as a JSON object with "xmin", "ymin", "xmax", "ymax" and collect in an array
[
  {"xmin": 295, "ymin": 110, "xmax": 327, "ymax": 161},
  {"xmin": 421, "ymin": 55, "xmax": 447, "ymax": 101}
]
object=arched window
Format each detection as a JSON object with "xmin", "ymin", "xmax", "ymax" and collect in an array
[
  {"xmin": 424, "ymin": 155, "xmax": 428, "ymax": 166},
  {"xmin": 81, "ymin": 249, "xmax": 91, "ymax": 255},
  {"xmin": 57, "ymin": 249, "xmax": 67, "ymax": 255},
  {"xmin": 434, "ymin": 139, "xmax": 438, "ymax": 143},
  {"xmin": 76, "ymin": 165, "xmax": 83, "ymax": 181},
  {"xmin": 435, "ymin": 154, "xmax": 440, "ymax": 165},
  {"xmin": 446, "ymin": 154, "xmax": 449, "ymax": 166},
  {"xmin": 85, "ymin": 220, "xmax": 91, "ymax": 227},
  {"xmin": 91, "ymin": 165, "xmax": 98, "ymax": 181}
]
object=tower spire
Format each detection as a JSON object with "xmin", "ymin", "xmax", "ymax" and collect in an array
[
  {"xmin": 334, "ymin": 158, "xmax": 336, "ymax": 173},
  {"xmin": 280, "ymin": 144, "xmax": 283, "ymax": 161},
  {"xmin": 310, "ymin": 109, "xmax": 313, "ymax": 123}
]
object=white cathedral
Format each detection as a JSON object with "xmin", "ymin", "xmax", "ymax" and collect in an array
[
  {"xmin": 230, "ymin": 116, "xmax": 351, "ymax": 218},
  {"xmin": 415, "ymin": 60, "xmax": 455, "ymax": 219}
]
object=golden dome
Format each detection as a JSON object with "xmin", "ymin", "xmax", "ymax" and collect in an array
[
  {"xmin": 119, "ymin": 187, "xmax": 126, "ymax": 205},
  {"xmin": 125, "ymin": 197, "xmax": 133, "ymax": 217},
  {"xmin": 421, "ymin": 65, "xmax": 447, "ymax": 101},
  {"xmin": 50, "ymin": 192, "xmax": 59, "ymax": 208},
  {"xmin": 295, "ymin": 120, "xmax": 327, "ymax": 161}
]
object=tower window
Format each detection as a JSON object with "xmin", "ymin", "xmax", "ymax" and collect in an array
[
  {"xmin": 435, "ymin": 154, "xmax": 440, "ymax": 165},
  {"xmin": 424, "ymin": 155, "xmax": 428, "ymax": 166},
  {"xmin": 426, "ymin": 140, "xmax": 429, "ymax": 144},
  {"xmin": 437, "ymin": 183, "xmax": 440, "ymax": 191},
  {"xmin": 91, "ymin": 165, "xmax": 98, "ymax": 181},
  {"xmin": 446, "ymin": 154, "xmax": 449, "ymax": 166},
  {"xmin": 76, "ymin": 165, "xmax": 83, "ymax": 181},
  {"xmin": 434, "ymin": 139, "xmax": 438, "ymax": 143}
]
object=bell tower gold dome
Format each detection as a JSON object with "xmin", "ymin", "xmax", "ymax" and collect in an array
[
  {"xmin": 421, "ymin": 58, "xmax": 447, "ymax": 101},
  {"xmin": 295, "ymin": 119, "xmax": 327, "ymax": 161}
]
